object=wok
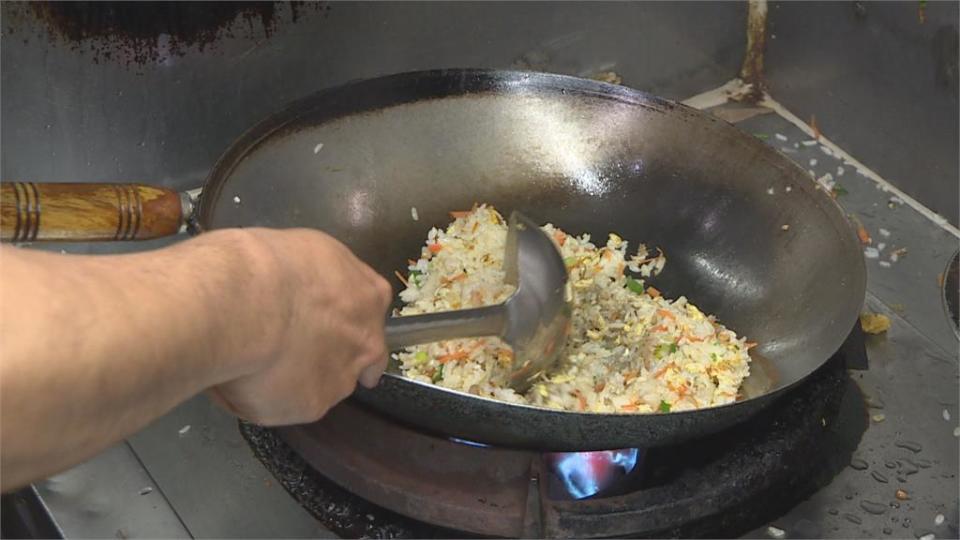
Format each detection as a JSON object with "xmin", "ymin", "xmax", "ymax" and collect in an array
[{"xmin": 1, "ymin": 69, "xmax": 866, "ymax": 450}]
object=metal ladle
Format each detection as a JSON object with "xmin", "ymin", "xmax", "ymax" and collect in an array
[{"xmin": 385, "ymin": 211, "xmax": 571, "ymax": 393}]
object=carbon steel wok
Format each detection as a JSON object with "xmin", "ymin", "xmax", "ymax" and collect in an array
[{"xmin": 2, "ymin": 69, "xmax": 866, "ymax": 451}]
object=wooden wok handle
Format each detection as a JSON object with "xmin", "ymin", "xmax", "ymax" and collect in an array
[{"xmin": 0, "ymin": 182, "xmax": 185, "ymax": 242}]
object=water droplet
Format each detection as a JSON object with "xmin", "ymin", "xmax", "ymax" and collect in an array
[
  {"xmin": 850, "ymin": 458, "xmax": 869, "ymax": 470},
  {"xmin": 860, "ymin": 500, "xmax": 887, "ymax": 515},
  {"xmin": 885, "ymin": 461, "xmax": 898, "ymax": 468},
  {"xmin": 935, "ymin": 514, "xmax": 945, "ymax": 526},
  {"xmin": 865, "ymin": 394, "xmax": 885, "ymax": 409},
  {"xmin": 895, "ymin": 440, "xmax": 922, "ymax": 453},
  {"xmin": 900, "ymin": 460, "xmax": 920, "ymax": 476},
  {"xmin": 844, "ymin": 513, "xmax": 863, "ymax": 525},
  {"xmin": 872, "ymin": 470, "xmax": 890, "ymax": 483},
  {"xmin": 895, "ymin": 488, "xmax": 910, "ymax": 500},
  {"xmin": 828, "ymin": 508, "xmax": 839, "ymax": 515},
  {"xmin": 845, "ymin": 494, "xmax": 854, "ymax": 500},
  {"xmin": 890, "ymin": 501, "xmax": 900, "ymax": 509},
  {"xmin": 44, "ymin": 123, "xmax": 51, "ymax": 129},
  {"xmin": 944, "ymin": 409, "xmax": 951, "ymax": 421},
  {"xmin": 883, "ymin": 528, "xmax": 893, "ymax": 535}
]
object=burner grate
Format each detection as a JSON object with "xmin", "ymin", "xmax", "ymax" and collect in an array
[{"xmin": 241, "ymin": 354, "xmax": 865, "ymax": 538}]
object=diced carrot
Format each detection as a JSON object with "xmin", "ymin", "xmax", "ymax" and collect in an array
[
  {"xmin": 594, "ymin": 382, "xmax": 606, "ymax": 392},
  {"xmin": 647, "ymin": 286, "xmax": 661, "ymax": 298},
  {"xmin": 856, "ymin": 223, "xmax": 871, "ymax": 245},
  {"xmin": 653, "ymin": 365, "xmax": 669, "ymax": 379},
  {"xmin": 745, "ymin": 341, "xmax": 759, "ymax": 350},
  {"xmin": 553, "ymin": 230, "xmax": 567, "ymax": 246},
  {"xmin": 810, "ymin": 115, "xmax": 821, "ymax": 140},
  {"xmin": 441, "ymin": 272, "xmax": 467, "ymax": 285},
  {"xmin": 449, "ymin": 210, "xmax": 471, "ymax": 219},
  {"xmin": 617, "ymin": 263, "xmax": 625, "ymax": 275},
  {"xmin": 620, "ymin": 403, "xmax": 639, "ymax": 412},
  {"xmin": 653, "ymin": 325, "xmax": 669, "ymax": 333},
  {"xmin": 656, "ymin": 309, "xmax": 675, "ymax": 320},
  {"xmin": 635, "ymin": 248, "xmax": 665, "ymax": 265},
  {"xmin": 393, "ymin": 270, "xmax": 409, "ymax": 287},
  {"xmin": 437, "ymin": 350, "xmax": 470, "ymax": 363},
  {"xmin": 428, "ymin": 243, "xmax": 443, "ymax": 254},
  {"xmin": 573, "ymin": 389, "xmax": 587, "ymax": 411}
]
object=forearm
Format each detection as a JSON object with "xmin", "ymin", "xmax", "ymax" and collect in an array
[{"xmin": 0, "ymin": 230, "xmax": 272, "ymax": 490}]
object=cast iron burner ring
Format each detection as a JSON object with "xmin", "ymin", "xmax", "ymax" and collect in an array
[{"xmin": 241, "ymin": 351, "xmax": 866, "ymax": 539}]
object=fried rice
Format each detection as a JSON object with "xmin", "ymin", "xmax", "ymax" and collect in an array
[{"xmin": 394, "ymin": 205, "xmax": 753, "ymax": 414}]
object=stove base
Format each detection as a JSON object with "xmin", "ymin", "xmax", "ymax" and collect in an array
[{"xmin": 241, "ymin": 354, "xmax": 867, "ymax": 538}]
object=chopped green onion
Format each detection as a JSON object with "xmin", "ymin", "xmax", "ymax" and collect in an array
[
  {"xmin": 654, "ymin": 343, "xmax": 671, "ymax": 359},
  {"xmin": 432, "ymin": 364, "xmax": 444, "ymax": 383},
  {"xmin": 710, "ymin": 352, "xmax": 719, "ymax": 362},
  {"xmin": 564, "ymin": 256, "xmax": 578, "ymax": 267},
  {"xmin": 669, "ymin": 343, "xmax": 678, "ymax": 354},
  {"xmin": 409, "ymin": 270, "xmax": 422, "ymax": 287},
  {"xmin": 832, "ymin": 185, "xmax": 848, "ymax": 196},
  {"xmin": 625, "ymin": 276, "xmax": 645, "ymax": 294},
  {"xmin": 413, "ymin": 351, "xmax": 429, "ymax": 365},
  {"xmin": 659, "ymin": 400, "xmax": 672, "ymax": 413},
  {"xmin": 753, "ymin": 133, "xmax": 769, "ymax": 140}
]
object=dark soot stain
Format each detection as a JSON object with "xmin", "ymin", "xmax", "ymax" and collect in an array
[{"xmin": 27, "ymin": 1, "xmax": 325, "ymax": 65}]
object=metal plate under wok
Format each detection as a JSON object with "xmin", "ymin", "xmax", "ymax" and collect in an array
[{"xmin": 198, "ymin": 69, "xmax": 866, "ymax": 450}]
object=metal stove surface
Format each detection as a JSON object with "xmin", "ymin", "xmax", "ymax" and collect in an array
[{"xmin": 6, "ymin": 111, "xmax": 957, "ymax": 540}]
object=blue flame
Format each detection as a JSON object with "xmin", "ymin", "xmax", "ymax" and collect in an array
[
  {"xmin": 448, "ymin": 437, "xmax": 491, "ymax": 448},
  {"xmin": 549, "ymin": 449, "xmax": 640, "ymax": 499}
]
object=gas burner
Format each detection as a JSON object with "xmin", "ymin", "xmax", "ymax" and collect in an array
[{"xmin": 241, "ymin": 353, "xmax": 867, "ymax": 538}]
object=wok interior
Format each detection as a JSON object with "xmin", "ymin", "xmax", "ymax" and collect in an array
[{"xmin": 206, "ymin": 76, "xmax": 865, "ymax": 397}]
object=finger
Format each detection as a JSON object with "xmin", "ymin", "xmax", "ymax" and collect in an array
[{"xmin": 358, "ymin": 357, "xmax": 387, "ymax": 388}]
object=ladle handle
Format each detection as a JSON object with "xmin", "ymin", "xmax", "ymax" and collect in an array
[
  {"xmin": 0, "ymin": 182, "xmax": 185, "ymax": 242},
  {"xmin": 385, "ymin": 304, "xmax": 507, "ymax": 350}
]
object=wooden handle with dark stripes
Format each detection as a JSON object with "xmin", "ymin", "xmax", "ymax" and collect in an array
[{"xmin": 0, "ymin": 182, "xmax": 184, "ymax": 242}]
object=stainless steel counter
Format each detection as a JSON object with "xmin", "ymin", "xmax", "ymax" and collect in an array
[{"xmin": 16, "ymin": 95, "xmax": 956, "ymax": 540}]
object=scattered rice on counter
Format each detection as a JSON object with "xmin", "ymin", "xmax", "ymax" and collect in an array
[{"xmin": 393, "ymin": 205, "xmax": 753, "ymax": 414}]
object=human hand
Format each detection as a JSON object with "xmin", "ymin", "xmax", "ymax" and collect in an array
[{"xmin": 207, "ymin": 228, "xmax": 392, "ymax": 425}]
